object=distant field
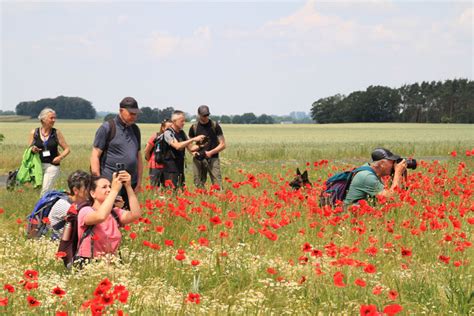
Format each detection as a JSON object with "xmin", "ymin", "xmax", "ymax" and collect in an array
[
  {"xmin": 1, "ymin": 121, "xmax": 472, "ymax": 173},
  {"xmin": 0, "ymin": 115, "xmax": 31, "ymax": 122}
]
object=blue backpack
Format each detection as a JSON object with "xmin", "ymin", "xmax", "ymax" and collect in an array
[
  {"xmin": 319, "ymin": 166, "xmax": 375, "ymax": 207},
  {"xmin": 26, "ymin": 191, "xmax": 69, "ymax": 239}
]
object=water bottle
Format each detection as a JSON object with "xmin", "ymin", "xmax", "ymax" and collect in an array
[{"xmin": 62, "ymin": 222, "xmax": 72, "ymax": 241}]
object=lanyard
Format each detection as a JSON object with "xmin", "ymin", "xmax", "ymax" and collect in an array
[{"xmin": 40, "ymin": 128, "xmax": 51, "ymax": 148}]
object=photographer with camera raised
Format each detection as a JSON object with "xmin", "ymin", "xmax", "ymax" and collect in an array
[
  {"xmin": 162, "ymin": 111, "xmax": 205, "ymax": 189},
  {"xmin": 188, "ymin": 105, "xmax": 226, "ymax": 189},
  {"xmin": 344, "ymin": 148, "xmax": 415, "ymax": 205}
]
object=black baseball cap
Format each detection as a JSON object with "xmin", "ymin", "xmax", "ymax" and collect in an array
[
  {"xmin": 198, "ymin": 105, "xmax": 210, "ymax": 116},
  {"xmin": 120, "ymin": 97, "xmax": 140, "ymax": 114},
  {"xmin": 371, "ymin": 148, "xmax": 401, "ymax": 161}
]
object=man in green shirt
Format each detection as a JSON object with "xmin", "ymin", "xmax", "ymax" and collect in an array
[{"xmin": 344, "ymin": 148, "xmax": 407, "ymax": 205}]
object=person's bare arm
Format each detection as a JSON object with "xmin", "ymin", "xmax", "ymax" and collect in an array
[
  {"xmin": 90, "ymin": 147, "xmax": 103, "ymax": 176},
  {"xmin": 52, "ymin": 130, "xmax": 70, "ymax": 164},
  {"xmin": 169, "ymin": 134, "xmax": 205, "ymax": 150},
  {"xmin": 28, "ymin": 129, "xmax": 42, "ymax": 153},
  {"xmin": 205, "ymin": 135, "xmax": 226, "ymax": 158},
  {"xmin": 135, "ymin": 150, "xmax": 143, "ymax": 192},
  {"xmin": 119, "ymin": 173, "xmax": 142, "ymax": 224},
  {"xmin": 144, "ymin": 142, "xmax": 153, "ymax": 161},
  {"xmin": 84, "ymin": 173, "xmax": 122, "ymax": 225},
  {"xmin": 378, "ymin": 160, "xmax": 407, "ymax": 198}
]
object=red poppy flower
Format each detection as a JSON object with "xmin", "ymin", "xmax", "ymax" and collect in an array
[
  {"xmin": 56, "ymin": 311, "xmax": 68, "ymax": 316},
  {"xmin": 383, "ymin": 304, "xmax": 403, "ymax": 315},
  {"xmin": 90, "ymin": 302, "xmax": 104, "ymax": 315},
  {"xmin": 439, "ymin": 255, "xmax": 450, "ymax": 264},
  {"xmin": 117, "ymin": 290, "xmax": 129, "ymax": 304},
  {"xmin": 24, "ymin": 282, "xmax": 38, "ymax": 291},
  {"xmin": 388, "ymin": 289, "xmax": 398, "ymax": 300},
  {"xmin": 210, "ymin": 216, "xmax": 222, "ymax": 225},
  {"xmin": 191, "ymin": 260, "xmax": 200, "ymax": 266},
  {"xmin": 360, "ymin": 304, "xmax": 378, "ymax": 316},
  {"xmin": 401, "ymin": 247, "xmax": 412, "ymax": 257},
  {"xmin": 302, "ymin": 242, "xmax": 312, "ymax": 252},
  {"xmin": 355, "ymin": 278, "xmax": 367, "ymax": 287},
  {"xmin": 364, "ymin": 264, "xmax": 376, "ymax": 274},
  {"xmin": 55, "ymin": 251, "xmax": 67, "ymax": 259},
  {"xmin": 155, "ymin": 226, "xmax": 164, "ymax": 233},
  {"xmin": 333, "ymin": 271, "xmax": 346, "ymax": 287},
  {"xmin": 24, "ymin": 269, "xmax": 39, "ymax": 280},
  {"xmin": 52, "ymin": 286, "xmax": 66, "ymax": 297},
  {"xmin": 175, "ymin": 253, "xmax": 186, "ymax": 261},
  {"xmin": 372, "ymin": 286, "xmax": 382, "ymax": 295},
  {"xmin": 129, "ymin": 232, "xmax": 137, "ymax": 239},
  {"xmin": 186, "ymin": 292, "xmax": 200, "ymax": 304},
  {"xmin": 0, "ymin": 297, "xmax": 8, "ymax": 307},
  {"xmin": 164, "ymin": 239, "xmax": 174, "ymax": 247},
  {"xmin": 3, "ymin": 284, "xmax": 15, "ymax": 293},
  {"xmin": 100, "ymin": 293, "xmax": 114, "ymax": 305},
  {"xmin": 267, "ymin": 267, "xmax": 277, "ymax": 275},
  {"xmin": 198, "ymin": 237, "xmax": 209, "ymax": 246},
  {"xmin": 26, "ymin": 295, "xmax": 41, "ymax": 307}
]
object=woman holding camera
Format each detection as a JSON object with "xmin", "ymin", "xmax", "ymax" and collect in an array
[
  {"xmin": 76, "ymin": 171, "xmax": 142, "ymax": 260},
  {"xmin": 29, "ymin": 107, "xmax": 70, "ymax": 196}
]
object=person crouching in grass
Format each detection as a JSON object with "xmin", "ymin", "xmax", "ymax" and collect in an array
[{"xmin": 76, "ymin": 171, "xmax": 142, "ymax": 263}]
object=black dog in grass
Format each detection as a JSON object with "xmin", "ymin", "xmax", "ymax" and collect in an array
[{"xmin": 289, "ymin": 168, "xmax": 311, "ymax": 190}]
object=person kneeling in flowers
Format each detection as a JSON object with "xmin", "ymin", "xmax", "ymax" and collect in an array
[{"xmin": 76, "ymin": 171, "xmax": 141, "ymax": 261}]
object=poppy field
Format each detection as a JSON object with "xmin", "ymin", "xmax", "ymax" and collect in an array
[{"xmin": 0, "ymin": 122, "xmax": 473, "ymax": 315}]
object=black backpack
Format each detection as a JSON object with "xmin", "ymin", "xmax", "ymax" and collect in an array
[
  {"xmin": 153, "ymin": 133, "xmax": 166, "ymax": 164},
  {"xmin": 6, "ymin": 169, "xmax": 19, "ymax": 191}
]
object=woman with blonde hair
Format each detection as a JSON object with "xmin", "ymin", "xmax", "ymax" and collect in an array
[{"xmin": 28, "ymin": 107, "xmax": 70, "ymax": 196}]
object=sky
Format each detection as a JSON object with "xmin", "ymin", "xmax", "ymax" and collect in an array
[{"xmin": 1, "ymin": 0, "xmax": 473, "ymax": 116}]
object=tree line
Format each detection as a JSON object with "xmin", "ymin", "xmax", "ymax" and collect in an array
[
  {"xmin": 16, "ymin": 96, "xmax": 96, "ymax": 119},
  {"xmin": 311, "ymin": 79, "xmax": 474, "ymax": 123}
]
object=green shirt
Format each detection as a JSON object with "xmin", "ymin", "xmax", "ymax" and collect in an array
[{"xmin": 344, "ymin": 163, "xmax": 384, "ymax": 205}]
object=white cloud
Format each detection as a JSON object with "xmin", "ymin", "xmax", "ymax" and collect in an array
[
  {"xmin": 148, "ymin": 26, "xmax": 211, "ymax": 59},
  {"xmin": 458, "ymin": 7, "xmax": 473, "ymax": 28},
  {"xmin": 224, "ymin": 0, "xmax": 472, "ymax": 58}
]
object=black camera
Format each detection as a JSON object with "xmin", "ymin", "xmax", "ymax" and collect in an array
[
  {"xmin": 397, "ymin": 158, "xmax": 417, "ymax": 170},
  {"xmin": 196, "ymin": 136, "xmax": 209, "ymax": 147},
  {"xmin": 195, "ymin": 151, "xmax": 207, "ymax": 161},
  {"xmin": 115, "ymin": 163, "xmax": 126, "ymax": 172}
]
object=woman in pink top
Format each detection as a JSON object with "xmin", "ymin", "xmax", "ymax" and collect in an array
[{"xmin": 77, "ymin": 171, "xmax": 141, "ymax": 261}]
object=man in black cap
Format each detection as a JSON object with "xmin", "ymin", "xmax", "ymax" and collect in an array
[
  {"xmin": 90, "ymin": 97, "xmax": 143, "ymax": 208},
  {"xmin": 344, "ymin": 148, "xmax": 407, "ymax": 205},
  {"xmin": 188, "ymin": 105, "xmax": 226, "ymax": 189}
]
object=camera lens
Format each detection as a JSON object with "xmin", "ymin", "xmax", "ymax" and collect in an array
[{"xmin": 406, "ymin": 159, "xmax": 417, "ymax": 170}]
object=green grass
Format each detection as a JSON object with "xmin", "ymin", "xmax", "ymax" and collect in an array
[{"xmin": 0, "ymin": 122, "xmax": 473, "ymax": 314}]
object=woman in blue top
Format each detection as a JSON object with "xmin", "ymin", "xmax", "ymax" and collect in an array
[{"xmin": 28, "ymin": 108, "xmax": 71, "ymax": 196}]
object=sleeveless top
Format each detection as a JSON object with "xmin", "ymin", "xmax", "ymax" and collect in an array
[{"xmin": 32, "ymin": 128, "xmax": 59, "ymax": 164}]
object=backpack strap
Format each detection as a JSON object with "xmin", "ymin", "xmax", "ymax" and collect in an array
[
  {"xmin": 75, "ymin": 208, "xmax": 122, "ymax": 260},
  {"xmin": 352, "ymin": 165, "xmax": 376, "ymax": 176},
  {"xmin": 211, "ymin": 120, "xmax": 217, "ymax": 135},
  {"xmin": 192, "ymin": 123, "xmax": 198, "ymax": 136},
  {"xmin": 99, "ymin": 119, "xmax": 116, "ymax": 168},
  {"xmin": 131, "ymin": 124, "xmax": 140, "ymax": 146}
]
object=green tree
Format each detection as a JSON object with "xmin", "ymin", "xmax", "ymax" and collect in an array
[
  {"xmin": 220, "ymin": 115, "xmax": 231, "ymax": 124},
  {"xmin": 16, "ymin": 96, "xmax": 96, "ymax": 119}
]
